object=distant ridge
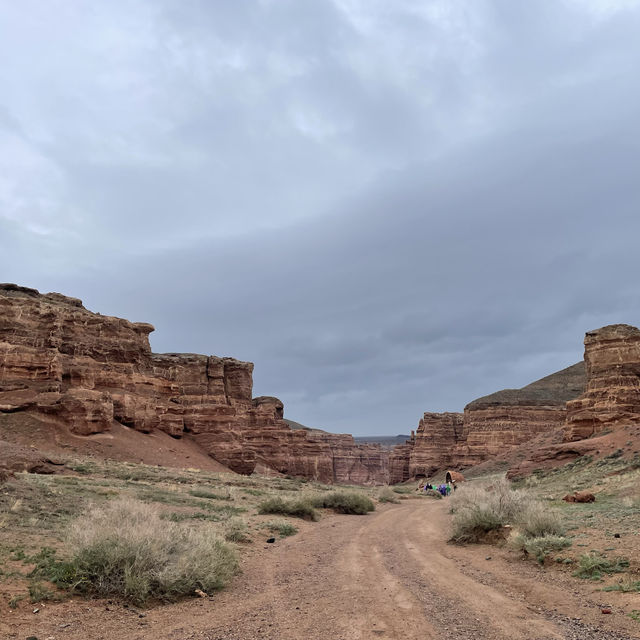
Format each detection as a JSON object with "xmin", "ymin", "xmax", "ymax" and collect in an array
[
  {"xmin": 465, "ymin": 362, "xmax": 586, "ymax": 410},
  {"xmin": 354, "ymin": 435, "xmax": 411, "ymax": 448},
  {"xmin": 285, "ymin": 419, "xmax": 408, "ymax": 448}
]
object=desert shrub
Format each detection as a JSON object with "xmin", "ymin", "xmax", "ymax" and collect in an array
[
  {"xmin": 573, "ymin": 553, "xmax": 629, "ymax": 580},
  {"xmin": 510, "ymin": 533, "xmax": 572, "ymax": 564},
  {"xmin": 423, "ymin": 488, "xmax": 442, "ymax": 499},
  {"xmin": 449, "ymin": 479, "xmax": 559, "ymax": 544},
  {"xmin": 257, "ymin": 497, "xmax": 318, "ymax": 521},
  {"xmin": 223, "ymin": 517, "xmax": 250, "ymax": 543},
  {"xmin": 35, "ymin": 498, "xmax": 238, "ymax": 604},
  {"xmin": 264, "ymin": 519, "xmax": 298, "ymax": 537},
  {"xmin": 311, "ymin": 492, "xmax": 375, "ymax": 515},
  {"xmin": 518, "ymin": 503, "xmax": 565, "ymax": 538},
  {"xmin": 377, "ymin": 487, "xmax": 399, "ymax": 504},
  {"xmin": 450, "ymin": 504, "xmax": 505, "ymax": 543}
]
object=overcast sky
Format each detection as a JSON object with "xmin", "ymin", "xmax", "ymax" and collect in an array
[{"xmin": 2, "ymin": 0, "xmax": 640, "ymax": 436}]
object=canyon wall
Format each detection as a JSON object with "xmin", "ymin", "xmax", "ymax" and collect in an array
[
  {"xmin": 565, "ymin": 324, "xmax": 640, "ymax": 441},
  {"xmin": 0, "ymin": 284, "xmax": 387, "ymax": 484},
  {"xmin": 409, "ymin": 412, "xmax": 464, "ymax": 478},
  {"xmin": 391, "ymin": 363, "xmax": 586, "ymax": 480}
]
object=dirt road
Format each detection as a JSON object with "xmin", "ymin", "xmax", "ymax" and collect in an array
[{"xmin": 4, "ymin": 501, "xmax": 639, "ymax": 640}]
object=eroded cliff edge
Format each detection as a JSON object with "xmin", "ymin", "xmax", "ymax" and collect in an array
[
  {"xmin": 0, "ymin": 284, "xmax": 387, "ymax": 485},
  {"xmin": 391, "ymin": 323, "xmax": 640, "ymax": 482}
]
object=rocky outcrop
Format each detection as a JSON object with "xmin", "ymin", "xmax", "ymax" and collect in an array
[
  {"xmin": 409, "ymin": 413, "xmax": 464, "ymax": 478},
  {"xmin": 391, "ymin": 363, "xmax": 586, "ymax": 480},
  {"xmin": 457, "ymin": 363, "xmax": 586, "ymax": 466},
  {"xmin": 0, "ymin": 284, "xmax": 387, "ymax": 484},
  {"xmin": 565, "ymin": 324, "xmax": 640, "ymax": 441},
  {"xmin": 388, "ymin": 439, "xmax": 413, "ymax": 484}
]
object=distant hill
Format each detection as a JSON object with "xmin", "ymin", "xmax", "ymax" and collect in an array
[
  {"xmin": 285, "ymin": 419, "xmax": 409, "ymax": 448},
  {"xmin": 465, "ymin": 362, "xmax": 586, "ymax": 409},
  {"xmin": 284, "ymin": 419, "xmax": 312, "ymax": 431},
  {"xmin": 354, "ymin": 435, "xmax": 411, "ymax": 448}
]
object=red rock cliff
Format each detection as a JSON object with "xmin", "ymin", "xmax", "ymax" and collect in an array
[
  {"xmin": 409, "ymin": 412, "xmax": 464, "ymax": 478},
  {"xmin": 565, "ymin": 324, "xmax": 640, "ymax": 440},
  {"xmin": 391, "ymin": 363, "xmax": 586, "ymax": 480},
  {"xmin": 0, "ymin": 284, "xmax": 387, "ymax": 484}
]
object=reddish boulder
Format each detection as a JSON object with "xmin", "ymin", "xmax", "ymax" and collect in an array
[{"xmin": 563, "ymin": 491, "xmax": 595, "ymax": 503}]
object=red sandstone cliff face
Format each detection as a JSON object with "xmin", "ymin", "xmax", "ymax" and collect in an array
[
  {"xmin": 0, "ymin": 284, "xmax": 387, "ymax": 484},
  {"xmin": 565, "ymin": 324, "xmax": 640, "ymax": 441},
  {"xmin": 409, "ymin": 412, "xmax": 464, "ymax": 478},
  {"xmin": 391, "ymin": 363, "xmax": 586, "ymax": 480}
]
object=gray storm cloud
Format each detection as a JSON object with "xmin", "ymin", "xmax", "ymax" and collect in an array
[{"xmin": 2, "ymin": 0, "xmax": 640, "ymax": 434}]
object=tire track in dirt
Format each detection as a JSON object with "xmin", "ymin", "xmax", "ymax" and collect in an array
[{"xmin": 5, "ymin": 501, "xmax": 640, "ymax": 640}]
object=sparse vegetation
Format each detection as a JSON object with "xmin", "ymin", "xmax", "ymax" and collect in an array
[
  {"xmin": 311, "ymin": 491, "xmax": 375, "ymax": 515},
  {"xmin": 572, "ymin": 553, "xmax": 629, "ymax": 580},
  {"xmin": 223, "ymin": 517, "xmax": 250, "ymax": 543},
  {"xmin": 189, "ymin": 488, "xmax": 231, "ymax": 501},
  {"xmin": 263, "ymin": 520, "xmax": 298, "ymax": 537},
  {"xmin": 602, "ymin": 579, "xmax": 640, "ymax": 593},
  {"xmin": 510, "ymin": 534, "xmax": 572, "ymax": 564}
]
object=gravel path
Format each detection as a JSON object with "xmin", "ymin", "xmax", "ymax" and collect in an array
[{"xmin": 4, "ymin": 501, "xmax": 640, "ymax": 639}]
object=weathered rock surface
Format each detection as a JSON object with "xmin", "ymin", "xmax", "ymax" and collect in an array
[
  {"xmin": 563, "ymin": 491, "xmax": 595, "ymax": 503},
  {"xmin": 391, "ymin": 363, "xmax": 586, "ymax": 480},
  {"xmin": 0, "ymin": 284, "xmax": 387, "ymax": 484},
  {"xmin": 565, "ymin": 324, "xmax": 640, "ymax": 441},
  {"xmin": 458, "ymin": 362, "xmax": 586, "ymax": 466},
  {"xmin": 0, "ymin": 439, "xmax": 63, "ymax": 475},
  {"xmin": 409, "ymin": 412, "xmax": 464, "ymax": 478}
]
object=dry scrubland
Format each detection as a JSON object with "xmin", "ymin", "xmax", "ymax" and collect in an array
[
  {"xmin": 0, "ymin": 458, "xmax": 382, "ymax": 609},
  {"xmin": 2, "ymin": 451, "xmax": 640, "ymax": 625},
  {"xmin": 448, "ymin": 452, "xmax": 640, "ymax": 623}
]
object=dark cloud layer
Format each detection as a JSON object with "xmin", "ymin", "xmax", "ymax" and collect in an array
[{"xmin": 2, "ymin": 1, "xmax": 640, "ymax": 434}]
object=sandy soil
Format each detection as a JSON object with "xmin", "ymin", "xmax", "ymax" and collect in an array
[
  {"xmin": 0, "ymin": 412, "xmax": 231, "ymax": 473},
  {"xmin": 4, "ymin": 501, "xmax": 639, "ymax": 640}
]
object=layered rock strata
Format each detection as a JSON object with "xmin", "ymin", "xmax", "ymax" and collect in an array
[
  {"xmin": 0, "ymin": 284, "xmax": 387, "ymax": 484},
  {"xmin": 391, "ymin": 363, "xmax": 586, "ymax": 480},
  {"xmin": 565, "ymin": 324, "xmax": 640, "ymax": 440},
  {"xmin": 409, "ymin": 413, "xmax": 464, "ymax": 478}
]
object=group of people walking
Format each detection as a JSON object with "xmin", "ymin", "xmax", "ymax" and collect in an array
[{"xmin": 419, "ymin": 482, "xmax": 454, "ymax": 496}]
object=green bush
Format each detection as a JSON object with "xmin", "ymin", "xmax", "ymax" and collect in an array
[
  {"xmin": 573, "ymin": 553, "xmax": 629, "ymax": 580},
  {"xmin": 32, "ymin": 498, "xmax": 238, "ymax": 604},
  {"xmin": 312, "ymin": 492, "xmax": 375, "ymax": 515},
  {"xmin": 257, "ymin": 497, "xmax": 318, "ymax": 521}
]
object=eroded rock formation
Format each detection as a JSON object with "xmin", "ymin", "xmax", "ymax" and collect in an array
[
  {"xmin": 409, "ymin": 412, "xmax": 464, "ymax": 478},
  {"xmin": 0, "ymin": 284, "xmax": 387, "ymax": 484},
  {"xmin": 391, "ymin": 363, "xmax": 586, "ymax": 480},
  {"xmin": 565, "ymin": 324, "xmax": 640, "ymax": 441}
]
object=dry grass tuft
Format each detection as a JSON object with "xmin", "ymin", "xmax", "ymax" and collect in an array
[{"xmin": 54, "ymin": 498, "xmax": 238, "ymax": 604}]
